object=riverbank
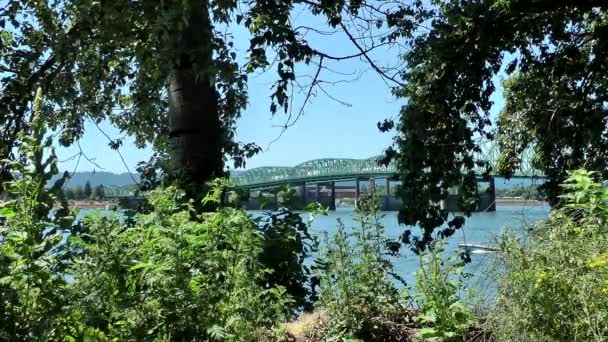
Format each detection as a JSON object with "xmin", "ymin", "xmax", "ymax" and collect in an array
[
  {"xmin": 495, "ymin": 198, "xmax": 547, "ymax": 205},
  {"xmin": 68, "ymin": 200, "xmax": 117, "ymax": 209},
  {"xmin": 336, "ymin": 197, "xmax": 548, "ymax": 208}
]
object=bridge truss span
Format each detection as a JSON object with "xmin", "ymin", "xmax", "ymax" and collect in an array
[
  {"xmin": 230, "ymin": 157, "xmax": 395, "ymax": 189},
  {"xmin": 230, "ymin": 140, "xmax": 544, "ymax": 189}
]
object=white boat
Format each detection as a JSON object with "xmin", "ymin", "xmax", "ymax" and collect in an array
[{"xmin": 458, "ymin": 243, "xmax": 499, "ymax": 254}]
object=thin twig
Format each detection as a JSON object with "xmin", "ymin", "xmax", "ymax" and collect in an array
[
  {"xmin": 77, "ymin": 140, "xmax": 106, "ymax": 170},
  {"xmin": 88, "ymin": 118, "xmax": 142, "ymax": 189},
  {"xmin": 338, "ymin": 21, "xmax": 406, "ymax": 87},
  {"xmin": 312, "ymin": 42, "xmax": 390, "ymax": 61},
  {"xmin": 267, "ymin": 56, "xmax": 325, "ymax": 149},
  {"xmin": 63, "ymin": 151, "xmax": 82, "ymax": 189}
]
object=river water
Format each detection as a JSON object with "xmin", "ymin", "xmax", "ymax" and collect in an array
[
  {"xmin": 302, "ymin": 203, "xmax": 550, "ymax": 299},
  {"xmin": 80, "ymin": 202, "xmax": 549, "ymax": 300}
]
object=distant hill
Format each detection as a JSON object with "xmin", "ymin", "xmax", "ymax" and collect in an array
[{"xmin": 51, "ymin": 171, "xmax": 140, "ymax": 188}]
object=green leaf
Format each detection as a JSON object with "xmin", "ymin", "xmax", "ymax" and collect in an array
[
  {"xmin": 418, "ymin": 327, "xmax": 439, "ymax": 339},
  {"xmin": 0, "ymin": 207, "xmax": 16, "ymax": 218},
  {"xmin": 129, "ymin": 263, "xmax": 153, "ymax": 271}
]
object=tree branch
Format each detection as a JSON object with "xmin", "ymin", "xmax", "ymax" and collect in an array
[
  {"xmin": 267, "ymin": 56, "xmax": 325, "ymax": 149},
  {"xmin": 338, "ymin": 21, "xmax": 406, "ymax": 87},
  {"xmin": 311, "ymin": 41, "xmax": 390, "ymax": 61}
]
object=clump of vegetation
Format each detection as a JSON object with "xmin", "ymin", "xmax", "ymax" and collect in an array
[
  {"xmin": 64, "ymin": 183, "xmax": 106, "ymax": 200},
  {"xmin": 0, "ymin": 89, "xmax": 77, "ymax": 340},
  {"xmin": 69, "ymin": 183, "xmax": 290, "ymax": 341},
  {"xmin": 492, "ymin": 170, "xmax": 608, "ymax": 341},
  {"xmin": 316, "ymin": 180, "xmax": 405, "ymax": 341},
  {"xmin": 414, "ymin": 242, "xmax": 475, "ymax": 341},
  {"xmin": 0, "ymin": 91, "xmax": 292, "ymax": 341},
  {"xmin": 255, "ymin": 185, "xmax": 324, "ymax": 316},
  {"xmin": 2, "ymin": 168, "xmax": 292, "ymax": 341}
]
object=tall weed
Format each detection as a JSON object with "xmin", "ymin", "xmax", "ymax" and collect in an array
[
  {"xmin": 0, "ymin": 89, "xmax": 77, "ymax": 340},
  {"xmin": 255, "ymin": 185, "xmax": 322, "ymax": 316},
  {"xmin": 414, "ymin": 242, "xmax": 474, "ymax": 341},
  {"xmin": 69, "ymin": 183, "xmax": 291, "ymax": 341},
  {"xmin": 0, "ymin": 90, "xmax": 293, "ymax": 341},
  {"xmin": 317, "ymin": 180, "xmax": 403, "ymax": 341}
]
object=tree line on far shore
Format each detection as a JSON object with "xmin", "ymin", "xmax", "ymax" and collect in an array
[
  {"xmin": 495, "ymin": 184, "xmax": 544, "ymax": 200},
  {"xmin": 63, "ymin": 181, "xmax": 106, "ymax": 200}
]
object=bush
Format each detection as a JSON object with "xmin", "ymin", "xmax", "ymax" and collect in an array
[
  {"xmin": 491, "ymin": 169, "xmax": 608, "ymax": 341},
  {"xmin": 69, "ymin": 184, "xmax": 290, "ymax": 341},
  {"xmin": 255, "ymin": 201, "xmax": 322, "ymax": 317},
  {"xmin": 316, "ymin": 180, "xmax": 404, "ymax": 341}
]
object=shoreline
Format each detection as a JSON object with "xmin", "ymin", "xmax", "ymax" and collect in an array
[
  {"xmin": 68, "ymin": 200, "xmax": 118, "ymax": 209},
  {"xmin": 68, "ymin": 198, "xmax": 547, "ymax": 209},
  {"xmin": 495, "ymin": 198, "xmax": 547, "ymax": 205}
]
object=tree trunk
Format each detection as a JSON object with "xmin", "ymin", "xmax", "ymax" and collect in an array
[{"xmin": 168, "ymin": 0, "xmax": 223, "ymax": 199}]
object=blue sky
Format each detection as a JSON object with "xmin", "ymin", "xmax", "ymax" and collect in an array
[{"xmin": 55, "ymin": 11, "xmax": 507, "ymax": 174}]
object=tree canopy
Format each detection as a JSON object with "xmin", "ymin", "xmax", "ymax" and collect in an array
[
  {"xmin": 1, "ymin": 0, "xmax": 422, "ymax": 191},
  {"xmin": 83, "ymin": 181, "xmax": 92, "ymax": 199},
  {"xmin": 382, "ymin": 0, "xmax": 608, "ymax": 251}
]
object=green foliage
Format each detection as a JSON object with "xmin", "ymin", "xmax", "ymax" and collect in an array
[
  {"xmin": 254, "ymin": 198, "xmax": 322, "ymax": 316},
  {"xmin": 103, "ymin": 184, "xmax": 138, "ymax": 197},
  {"xmin": 2, "ymin": 177, "xmax": 292, "ymax": 340},
  {"xmin": 64, "ymin": 184, "xmax": 107, "ymax": 200},
  {"xmin": 0, "ymin": 88, "xmax": 77, "ymax": 340},
  {"xmin": 1, "ymin": 0, "xmax": 255, "ymax": 189},
  {"xmin": 231, "ymin": 184, "xmax": 329, "ymax": 316},
  {"xmin": 0, "ymin": 91, "xmax": 292, "ymax": 340},
  {"xmin": 83, "ymin": 181, "xmax": 93, "ymax": 199},
  {"xmin": 492, "ymin": 169, "xmax": 608, "ymax": 341},
  {"xmin": 385, "ymin": 0, "xmax": 608, "ymax": 251},
  {"xmin": 276, "ymin": 185, "xmax": 298, "ymax": 209},
  {"xmin": 69, "ymin": 184, "xmax": 290, "ymax": 341},
  {"xmin": 235, "ymin": 188, "xmax": 250, "ymax": 202},
  {"xmin": 64, "ymin": 187, "xmax": 76, "ymax": 200},
  {"xmin": 1, "ymin": 0, "xmax": 421, "ymax": 188},
  {"xmin": 494, "ymin": 184, "xmax": 544, "ymax": 200},
  {"xmin": 91, "ymin": 185, "xmax": 105, "ymax": 200},
  {"xmin": 317, "ymin": 180, "xmax": 403, "ymax": 341},
  {"xmin": 73, "ymin": 186, "xmax": 84, "ymax": 200},
  {"xmin": 414, "ymin": 242, "xmax": 474, "ymax": 341}
]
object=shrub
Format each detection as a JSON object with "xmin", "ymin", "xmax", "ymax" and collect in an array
[
  {"xmin": 491, "ymin": 169, "xmax": 608, "ymax": 341},
  {"xmin": 68, "ymin": 183, "xmax": 291, "ymax": 341},
  {"xmin": 414, "ymin": 242, "xmax": 474, "ymax": 341},
  {"xmin": 255, "ymin": 200, "xmax": 323, "ymax": 317},
  {"xmin": 317, "ymin": 180, "xmax": 403, "ymax": 341}
]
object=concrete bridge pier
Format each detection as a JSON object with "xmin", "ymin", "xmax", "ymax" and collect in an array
[
  {"xmin": 330, "ymin": 181, "xmax": 336, "ymax": 210},
  {"xmin": 296, "ymin": 182, "xmax": 336, "ymax": 210},
  {"xmin": 478, "ymin": 177, "xmax": 496, "ymax": 212},
  {"xmin": 441, "ymin": 177, "xmax": 497, "ymax": 212},
  {"xmin": 315, "ymin": 182, "xmax": 337, "ymax": 210},
  {"xmin": 355, "ymin": 177, "xmax": 361, "ymax": 209},
  {"xmin": 316, "ymin": 183, "xmax": 321, "ymax": 202},
  {"xmin": 300, "ymin": 182, "xmax": 307, "ymax": 207},
  {"xmin": 274, "ymin": 191, "xmax": 279, "ymax": 209},
  {"xmin": 378, "ymin": 178, "xmax": 403, "ymax": 211}
]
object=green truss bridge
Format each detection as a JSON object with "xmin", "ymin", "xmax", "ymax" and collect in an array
[
  {"xmin": 230, "ymin": 142, "xmax": 544, "ymax": 189},
  {"xmin": 229, "ymin": 142, "xmax": 545, "ymax": 212}
]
